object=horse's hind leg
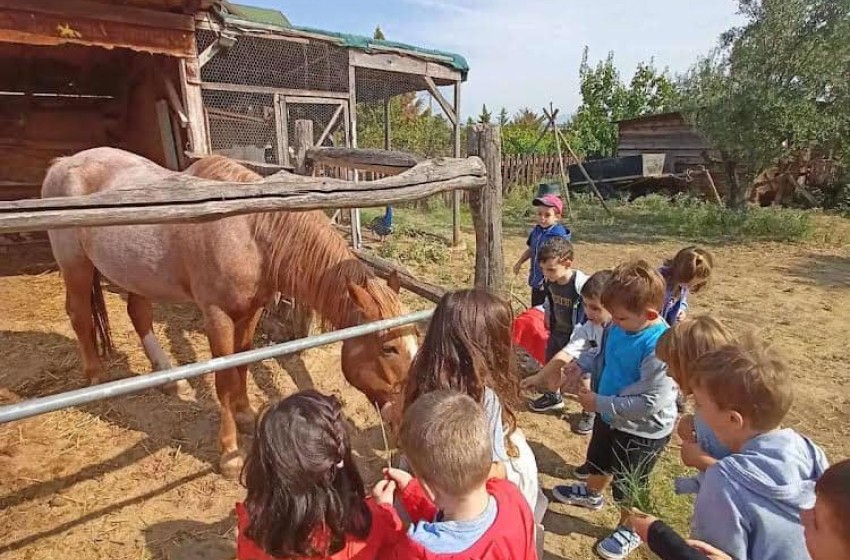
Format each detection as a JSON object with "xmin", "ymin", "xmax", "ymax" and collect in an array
[
  {"xmin": 126, "ymin": 293, "xmax": 195, "ymax": 402},
  {"xmin": 232, "ymin": 307, "xmax": 263, "ymax": 434},
  {"xmin": 61, "ymin": 259, "xmax": 105, "ymax": 385}
]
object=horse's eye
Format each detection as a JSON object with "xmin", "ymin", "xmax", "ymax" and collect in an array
[{"xmin": 381, "ymin": 345, "xmax": 400, "ymax": 355}]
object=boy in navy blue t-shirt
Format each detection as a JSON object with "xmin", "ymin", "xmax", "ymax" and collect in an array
[{"xmin": 512, "ymin": 193, "xmax": 571, "ymax": 307}]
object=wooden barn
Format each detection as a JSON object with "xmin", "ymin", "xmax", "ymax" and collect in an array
[
  {"xmin": 615, "ymin": 111, "xmax": 713, "ymax": 174},
  {"xmin": 0, "ymin": 0, "xmax": 467, "ymax": 208},
  {"xmin": 0, "ymin": 0, "xmax": 211, "ymax": 204}
]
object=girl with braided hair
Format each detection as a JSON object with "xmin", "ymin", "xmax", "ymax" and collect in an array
[{"xmin": 237, "ymin": 390, "xmax": 404, "ymax": 560}]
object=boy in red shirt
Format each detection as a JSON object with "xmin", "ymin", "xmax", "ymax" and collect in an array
[{"xmin": 375, "ymin": 390, "xmax": 538, "ymax": 560}]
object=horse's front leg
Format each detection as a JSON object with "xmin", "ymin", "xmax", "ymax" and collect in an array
[
  {"xmin": 203, "ymin": 306, "xmax": 242, "ymax": 479},
  {"xmin": 232, "ymin": 307, "xmax": 264, "ymax": 434},
  {"xmin": 127, "ymin": 292, "xmax": 195, "ymax": 401}
]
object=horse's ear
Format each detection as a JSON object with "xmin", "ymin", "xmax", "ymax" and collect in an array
[
  {"xmin": 387, "ymin": 271, "xmax": 401, "ymax": 294},
  {"xmin": 347, "ymin": 281, "xmax": 380, "ymax": 319}
]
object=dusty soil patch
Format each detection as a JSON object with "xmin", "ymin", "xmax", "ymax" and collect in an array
[{"xmin": 1, "ymin": 225, "xmax": 848, "ymax": 560}]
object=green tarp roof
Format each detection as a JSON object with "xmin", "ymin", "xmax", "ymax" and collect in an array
[
  {"xmin": 228, "ymin": 3, "xmax": 291, "ymax": 27},
  {"xmin": 218, "ymin": 2, "xmax": 469, "ymax": 78}
]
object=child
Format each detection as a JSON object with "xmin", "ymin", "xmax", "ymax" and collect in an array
[
  {"xmin": 687, "ymin": 335, "xmax": 829, "ymax": 560},
  {"xmin": 526, "ymin": 237, "xmax": 590, "ymax": 413},
  {"xmin": 659, "ymin": 246, "xmax": 714, "ymax": 325},
  {"xmin": 402, "ymin": 288, "xmax": 542, "ymax": 516},
  {"xmin": 522, "ymin": 269, "xmax": 612, "ymax": 434},
  {"xmin": 512, "ymin": 193, "xmax": 571, "ymax": 307},
  {"xmin": 553, "ymin": 260, "xmax": 679, "ymax": 560},
  {"xmin": 378, "ymin": 390, "xmax": 537, "ymax": 559},
  {"xmin": 655, "ymin": 315, "xmax": 736, "ymax": 494},
  {"xmin": 623, "ymin": 458, "xmax": 850, "ymax": 560},
  {"xmin": 237, "ymin": 390, "xmax": 403, "ymax": 560}
]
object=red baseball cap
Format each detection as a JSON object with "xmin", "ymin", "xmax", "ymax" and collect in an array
[{"xmin": 532, "ymin": 194, "xmax": 563, "ymax": 214}]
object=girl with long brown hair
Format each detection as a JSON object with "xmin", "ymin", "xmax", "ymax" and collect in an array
[
  {"xmin": 401, "ymin": 288, "xmax": 542, "ymax": 517},
  {"xmin": 237, "ymin": 390, "xmax": 403, "ymax": 560}
]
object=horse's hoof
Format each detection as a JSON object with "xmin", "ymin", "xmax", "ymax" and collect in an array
[
  {"xmin": 220, "ymin": 451, "xmax": 244, "ymax": 480},
  {"xmin": 235, "ymin": 409, "xmax": 257, "ymax": 434},
  {"xmin": 161, "ymin": 379, "xmax": 197, "ymax": 402}
]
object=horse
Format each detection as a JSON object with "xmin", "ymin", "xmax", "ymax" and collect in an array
[{"xmin": 41, "ymin": 147, "xmax": 418, "ymax": 478}]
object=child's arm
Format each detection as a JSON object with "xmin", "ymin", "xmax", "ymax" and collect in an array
[
  {"xmin": 513, "ymin": 248, "xmax": 531, "ymax": 275},
  {"xmin": 591, "ymin": 353, "xmax": 672, "ymax": 421},
  {"xmin": 521, "ymin": 349, "xmax": 572, "ymax": 391},
  {"xmin": 681, "ymin": 440, "xmax": 718, "ymax": 472}
]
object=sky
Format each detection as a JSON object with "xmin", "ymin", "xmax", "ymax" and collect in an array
[{"xmin": 243, "ymin": 0, "xmax": 743, "ymax": 120}]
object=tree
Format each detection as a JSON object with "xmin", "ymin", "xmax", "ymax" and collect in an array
[
  {"xmin": 567, "ymin": 48, "xmax": 678, "ymax": 158},
  {"xmin": 501, "ymin": 108, "xmax": 555, "ymax": 155},
  {"xmin": 498, "ymin": 107, "xmax": 509, "ymax": 126},
  {"xmin": 478, "ymin": 104, "xmax": 492, "ymax": 124},
  {"xmin": 354, "ymin": 26, "xmax": 453, "ymax": 156},
  {"xmin": 679, "ymin": 0, "xmax": 850, "ymax": 208}
]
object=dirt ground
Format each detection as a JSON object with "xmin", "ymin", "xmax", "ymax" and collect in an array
[{"xmin": 1, "ymin": 223, "xmax": 848, "ymax": 560}]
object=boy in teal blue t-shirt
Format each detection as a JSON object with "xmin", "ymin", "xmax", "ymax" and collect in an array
[{"xmin": 553, "ymin": 260, "xmax": 678, "ymax": 560}]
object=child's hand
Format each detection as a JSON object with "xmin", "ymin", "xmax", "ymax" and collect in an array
[
  {"xmin": 680, "ymin": 440, "xmax": 715, "ymax": 471},
  {"xmin": 520, "ymin": 372, "xmax": 543, "ymax": 391},
  {"xmin": 512, "ymin": 261, "xmax": 523, "ymax": 275},
  {"xmin": 686, "ymin": 540, "xmax": 732, "ymax": 560},
  {"xmin": 677, "ymin": 414, "xmax": 697, "ymax": 443},
  {"xmin": 372, "ymin": 479, "xmax": 397, "ymax": 506},
  {"xmin": 625, "ymin": 508, "xmax": 657, "ymax": 542},
  {"xmin": 577, "ymin": 388, "xmax": 597, "ymax": 412},
  {"xmin": 384, "ymin": 467, "xmax": 413, "ymax": 491}
]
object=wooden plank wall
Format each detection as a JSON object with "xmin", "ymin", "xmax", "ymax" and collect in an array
[
  {"xmin": 617, "ymin": 113, "xmax": 711, "ymax": 170},
  {"xmin": 0, "ymin": 47, "xmax": 183, "ymax": 201}
]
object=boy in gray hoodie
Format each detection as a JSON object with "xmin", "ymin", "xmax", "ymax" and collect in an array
[{"xmin": 688, "ymin": 335, "xmax": 829, "ymax": 560}]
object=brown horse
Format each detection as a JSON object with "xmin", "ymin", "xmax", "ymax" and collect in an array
[{"xmin": 42, "ymin": 147, "xmax": 418, "ymax": 478}]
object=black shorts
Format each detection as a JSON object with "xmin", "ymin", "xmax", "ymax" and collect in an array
[
  {"xmin": 545, "ymin": 331, "xmax": 572, "ymax": 362},
  {"xmin": 531, "ymin": 287, "xmax": 547, "ymax": 307},
  {"xmin": 585, "ymin": 418, "xmax": 670, "ymax": 503}
]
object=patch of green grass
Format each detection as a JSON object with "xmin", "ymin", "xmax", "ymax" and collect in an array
[{"xmin": 504, "ymin": 186, "xmax": 815, "ymax": 242}]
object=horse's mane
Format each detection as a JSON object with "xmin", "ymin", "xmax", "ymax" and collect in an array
[{"xmin": 185, "ymin": 155, "xmax": 402, "ymax": 328}]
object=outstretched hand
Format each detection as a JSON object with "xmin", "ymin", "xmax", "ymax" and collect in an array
[{"xmin": 686, "ymin": 540, "xmax": 732, "ymax": 560}]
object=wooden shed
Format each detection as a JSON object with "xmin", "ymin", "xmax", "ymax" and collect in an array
[
  {"xmin": 0, "ymin": 0, "xmax": 213, "ymax": 203},
  {"xmin": 0, "ymin": 0, "xmax": 467, "ymax": 199},
  {"xmin": 616, "ymin": 111, "xmax": 713, "ymax": 174}
]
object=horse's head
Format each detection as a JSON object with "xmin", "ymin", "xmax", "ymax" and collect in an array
[{"xmin": 340, "ymin": 272, "xmax": 418, "ymax": 407}]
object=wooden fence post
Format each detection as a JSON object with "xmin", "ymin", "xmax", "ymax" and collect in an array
[
  {"xmin": 262, "ymin": 119, "xmax": 316, "ymax": 343},
  {"xmin": 467, "ymin": 124, "xmax": 504, "ymax": 292},
  {"xmin": 294, "ymin": 119, "xmax": 314, "ymax": 175}
]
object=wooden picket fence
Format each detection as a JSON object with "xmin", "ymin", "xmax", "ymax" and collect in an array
[{"xmin": 501, "ymin": 154, "xmax": 578, "ymax": 193}]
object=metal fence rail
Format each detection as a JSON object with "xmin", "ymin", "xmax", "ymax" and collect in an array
[{"xmin": 0, "ymin": 309, "xmax": 433, "ymax": 425}]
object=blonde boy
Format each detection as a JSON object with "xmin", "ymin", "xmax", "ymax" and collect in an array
[
  {"xmin": 379, "ymin": 391, "xmax": 537, "ymax": 559},
  {"xmin": 688, "ymin": 337, "xmax": 828, "ymax": 560}
]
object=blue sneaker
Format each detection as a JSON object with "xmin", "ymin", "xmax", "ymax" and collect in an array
[
  {"xmin": 552, "ymin": 483, "xmax": 604, "ymax": 510},
  {"xmin": 596, "ymin": 526, "xmax": 642, "ymax": 559}
]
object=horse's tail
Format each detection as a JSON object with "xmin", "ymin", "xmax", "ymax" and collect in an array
[{"xmin": 91, "ymin": 270, "xmax": 114, "ymax": 357}]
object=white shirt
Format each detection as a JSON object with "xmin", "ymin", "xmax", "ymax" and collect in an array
[{"xmin": 562, "ymin": 320, "xmax": 605, "ymax": 360}]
